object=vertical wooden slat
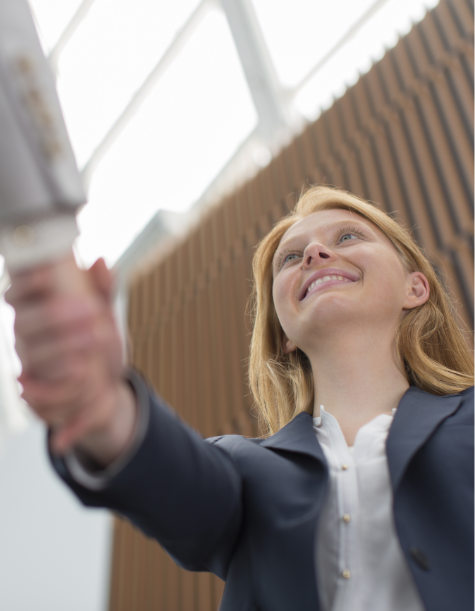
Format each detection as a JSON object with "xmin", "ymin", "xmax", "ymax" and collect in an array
[{"xmin": 445, "ymin": 0, "xmax": 471, "ymax": 38}]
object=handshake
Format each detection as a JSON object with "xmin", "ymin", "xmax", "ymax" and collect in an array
[{"xmin": 6, "ymin": 254, "xmax": 137, "ymax": 466}]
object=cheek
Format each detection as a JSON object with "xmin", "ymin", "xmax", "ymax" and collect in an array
[
  {"xmin": 272, "ymin": 277, "xmax": 293, "ymax": 324},
  {"xmin": 272, "ymin": 282, "xmax": 284, "ymax": 318},
  {"xmin": 362, "ymin": 252, "xmax": 407, "ymax": 308}
]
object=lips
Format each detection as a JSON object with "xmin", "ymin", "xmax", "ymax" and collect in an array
[{"xmin": 299, "ymin": 268, "xmax": 359, "ymax": 301}]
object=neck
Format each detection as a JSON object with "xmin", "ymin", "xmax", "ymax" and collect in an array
[{"xmin": 307, "ymin": 326, "xmax": 409, "ymax": 445}]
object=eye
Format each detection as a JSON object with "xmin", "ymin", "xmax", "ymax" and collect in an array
[
  {"xmin": 339, "ymin": 233, "xmax": 358, "ymax": 243},
  {"xmin": 283, "ymin": 253, "xmax": 300, "ymax": 264},
  {"xmin": 275, "ymin": 250, "xmax": 301, "ymax": 270},
  {"xmin": 337, "ymin": 226, "xmax": 366, "ymax": 243}
]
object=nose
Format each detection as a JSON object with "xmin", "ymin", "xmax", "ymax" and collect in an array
[{"xmin": 303, "ymin": 241, "xmax": 334, "ymax": 268}]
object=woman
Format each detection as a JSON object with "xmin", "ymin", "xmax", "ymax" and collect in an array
[{"xmin": 8, "ymin": 186, "xmax": 474, "ymax": 611}]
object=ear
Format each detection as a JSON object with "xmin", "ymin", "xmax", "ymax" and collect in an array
[
  {"xmin": 282, "ymin": 330, "xmax": 298, "ymax": 354},
  {"xmin": 402, "ymin": 272, "xmax": 430, "ymax": 311}
]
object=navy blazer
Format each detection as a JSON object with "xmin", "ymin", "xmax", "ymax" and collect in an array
[{"xmin": 51, "ymin": 382, "xmax": 474, "ymax": 611}]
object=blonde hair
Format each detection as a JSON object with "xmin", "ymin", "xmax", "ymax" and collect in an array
[{"xmin": 249, "ymin": 186, "xmax": 474, "ymax": 437}]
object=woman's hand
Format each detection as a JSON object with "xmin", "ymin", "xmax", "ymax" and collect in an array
[{"xmin": 5, "ymin": 254, "xmax": 137, "ymax": 466}]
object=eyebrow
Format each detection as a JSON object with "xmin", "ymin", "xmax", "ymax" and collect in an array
[{"xmin": 273, "ymin": 219, "xmax": 369, "ymax": 267}]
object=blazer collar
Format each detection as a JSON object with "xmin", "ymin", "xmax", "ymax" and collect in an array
[
  {"xmin": 259, "ymin": 386, "xmax": 463, "ymax": 491},
  {"xmin": 386, "ymin": 385, "xmax": 463, "ymax": 491},
  {"xmin": 260, "ymin": 411, "xmax": 327, "ymax": 466}
]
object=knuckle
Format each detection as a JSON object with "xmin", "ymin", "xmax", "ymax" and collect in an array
[
  {"xmin": 3, "ymin": 288, "xmax": 14, "ymax": 306},
  {"xmin": 42, "ymin": 304, "xmax": 59, "ymax": 330},
  {"xmin": 13, "ymin": 315, "xmax": 25, "ymax": 337},
  {"xmin": 67, "ymin": 360, "xmax": 89, "ymax": 386},
  {"xmin": 32, "ymin": 403, "xmax": 56, "ymax": 420},
  {"xmin": 14, "ymin": 340, "xmax": 28, "ymax": 365},
  {"xmin": 14, "ymin": 307, "xmax": 37, "ymax": 338}
]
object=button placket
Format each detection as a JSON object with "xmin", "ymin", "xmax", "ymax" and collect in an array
[
  {"xmin": 329, "ymin": 419, "xmax": 358, "ymax": 610},
  {"xmin": 341, "ymin": 461, "xmax": 359, "ymax": 601},
  {"xmin": 313, "ymin": 409, "xmax": 415, "ymax": 611}
]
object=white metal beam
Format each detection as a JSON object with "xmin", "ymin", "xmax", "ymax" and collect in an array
[
  {"xmin": 219, "ymin": 0, "xmax": 291, "ymax": 143},
  {"xmin": 47, "ymin": 0, "xmax": 98, "ymax": 73}
]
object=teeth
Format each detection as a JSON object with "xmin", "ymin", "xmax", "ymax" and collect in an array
[{"xmin": 306, "ymin": 275, "xmax": 351, "ymax": 295}]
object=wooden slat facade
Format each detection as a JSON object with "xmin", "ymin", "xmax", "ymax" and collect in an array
[{"xmin": 109, "ymin": 0, "xmax": 474, "ymax": 608}]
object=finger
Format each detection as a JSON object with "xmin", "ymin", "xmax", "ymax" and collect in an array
[
  {"xmin": 89, "ymin": 258, "xmax": 114, "ymax": 303},
  {"xmin": 32, "ymin": 401, "xmax": 79, "ymax": 427},
  {"xmin": 14, "ymin": 296, "xmax": 98, "ymax": 342},
  {"xmin": 19, "ymin": 364, "xmax": 91, "ymax": 414},
  {"xmin": 51, "ymin": 414, "xmax": 93, "ymax": 455},
  {"xmin": 23, "ymin": 391, "xmax": 79, "ymax": 428},
  {"xmin": 16, "ymin": 330, "xmax": 94, "ymax": 378},
  {"xmin": 5, "ymin": 265, "xmax": 57, "ymax": 306}
]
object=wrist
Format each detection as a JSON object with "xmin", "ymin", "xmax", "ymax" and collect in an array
[{"xmin": 75, "ymin": 379, "xmax": 138, "ymax": 467}]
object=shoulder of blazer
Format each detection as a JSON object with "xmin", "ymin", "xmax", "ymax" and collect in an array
[
  {"xmin": 205, "ymin": 412, "xmax": 315, "ymax": 449},
  {"xmin": 459, "ymin": 385, "xmax": 474, "ymax": 403},
  {"xmin": 206, "ymin": 412, "xmax": 327, "ymax": 464},
  {"xmin": 205, "ymin": 434, "xmax": 267, "ymax": 454},
  {"xmin": 206, "ymin": 435, "xmax": 263, "ymax": 445}
]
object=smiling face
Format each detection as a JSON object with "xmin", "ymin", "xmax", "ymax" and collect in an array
[{"xmin": 272, "ymin": 208, "xmax": 419, "ymax": 354}]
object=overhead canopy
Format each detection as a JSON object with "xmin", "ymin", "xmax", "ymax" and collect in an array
[{"xmin": 28, "ymin": 0, "xmax": 439, "ymax": 267}]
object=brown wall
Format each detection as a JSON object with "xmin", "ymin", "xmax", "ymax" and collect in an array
[{"xmin": 109, "ymin": 0, "xmax": 474, "ymax": 608}]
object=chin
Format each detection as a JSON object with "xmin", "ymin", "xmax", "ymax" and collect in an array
[
  {"xmin": 308, "ymin": 291, "xmax": 358, "ymax": 313},
  {"xmin": 306, "ymin": 303, "xmax": 367, "ymax": 332}
]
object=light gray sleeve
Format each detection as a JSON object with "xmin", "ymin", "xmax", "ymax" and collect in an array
[{"xmin": 0, "ymin": 213, "xmax": 79, "ymax": 270}]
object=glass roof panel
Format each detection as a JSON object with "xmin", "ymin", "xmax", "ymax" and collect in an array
[
  {"xmin": 293, "ymin": 0, "xmax": 439, "ymax": 119},
  {"xmin": 75, "ymin": 9, "xmax": 257, "ymax": 267},
  {"xmin": 27, "ymin": 0, "xmax": 439, "ymax": 268},
  {"xmin": 251, "ymin": 0, "xmax": 380, "ymax": 88},
  {"xmin": 251, "ymin": 0, "xmax": 439, "ymax": 89},
  {"xmin": 28, "ymin": 0, "xmax": 84, "ymax": 52},
  {"xmin": 55, "ymin": 0, "xmax": 201, "ymax": 168}
]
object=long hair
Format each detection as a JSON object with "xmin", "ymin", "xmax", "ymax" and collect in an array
[{"xmin": 248, "ymin": 186, "xmax": 474, "ymax": 437}]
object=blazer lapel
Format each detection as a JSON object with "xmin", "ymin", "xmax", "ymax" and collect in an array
[
  {"xmin": 386, "ymin": 385, "xmax": 463, "ymax": 492},
  {"xmin": 260, "ymin": 411, "xmax": 327, "ymax": 466},
  {"xmin": 259, "ymin": 387, "xmax": 463, "ymax": 491}
]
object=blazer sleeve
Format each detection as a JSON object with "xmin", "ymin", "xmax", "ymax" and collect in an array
[{"xmin": 48, "ymin": 371, "xmax": 243, "ymax": 580}]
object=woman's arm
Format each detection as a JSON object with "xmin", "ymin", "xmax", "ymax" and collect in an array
[
  {"xmin": 51, "ymin": 371, "xmax": 243, "ymax": 578},
  {"xmin": 7, "ymin": 255, "xmax": 243, "ymax": 578}
]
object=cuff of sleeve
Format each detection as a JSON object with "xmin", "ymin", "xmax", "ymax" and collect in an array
[
  {"xmin": 0, "ymin": 213, "xmax": 79, "ymax": 271},
  {"xmin": 63, "ymin": 368, "xmax": 151, "ymax": 491}
]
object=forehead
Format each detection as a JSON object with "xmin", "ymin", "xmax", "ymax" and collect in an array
[{"xmin": 279, "ymin": 208, "xmax": 378, "ymax": 244}]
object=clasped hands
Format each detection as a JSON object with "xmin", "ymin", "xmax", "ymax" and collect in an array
[{"xmin": 5, "ymin": 255, "xmax": 137, "ymax": 467}]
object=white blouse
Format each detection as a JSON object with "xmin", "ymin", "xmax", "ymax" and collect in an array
[{"xmin": 313, "ymin": 407, "xmax": 425, "ymax": 611}]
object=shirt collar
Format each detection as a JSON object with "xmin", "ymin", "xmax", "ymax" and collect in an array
[{"xmin": 313, "ymin": 405, "xmax": 397, "ymax": 428}]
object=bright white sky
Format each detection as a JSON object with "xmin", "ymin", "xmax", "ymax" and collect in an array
[{"xmin": 26, "ymin": 0, "xmax": 438, "ymax": 269}]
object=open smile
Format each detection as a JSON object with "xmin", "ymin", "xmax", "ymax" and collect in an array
[{"xmin": 299, "ymin": 268, "xmax": 359, "ymax": 301}]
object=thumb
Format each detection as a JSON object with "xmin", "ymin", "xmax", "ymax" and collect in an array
[{"xmin": 89, "ymin": 258, "xmax": 114, "ymax": 302}]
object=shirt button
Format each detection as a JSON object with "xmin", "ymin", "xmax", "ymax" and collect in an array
[
  {"xmin": 343, "ymin": 513, "xmax": 351, "ymax": 523},
  {"xmin": 342, "ymin": 570, "xmax": 351, "ymax": 579},
  {"xmin": 341, "ymin": 464, "xmax": 349, "ymax": 470}
]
